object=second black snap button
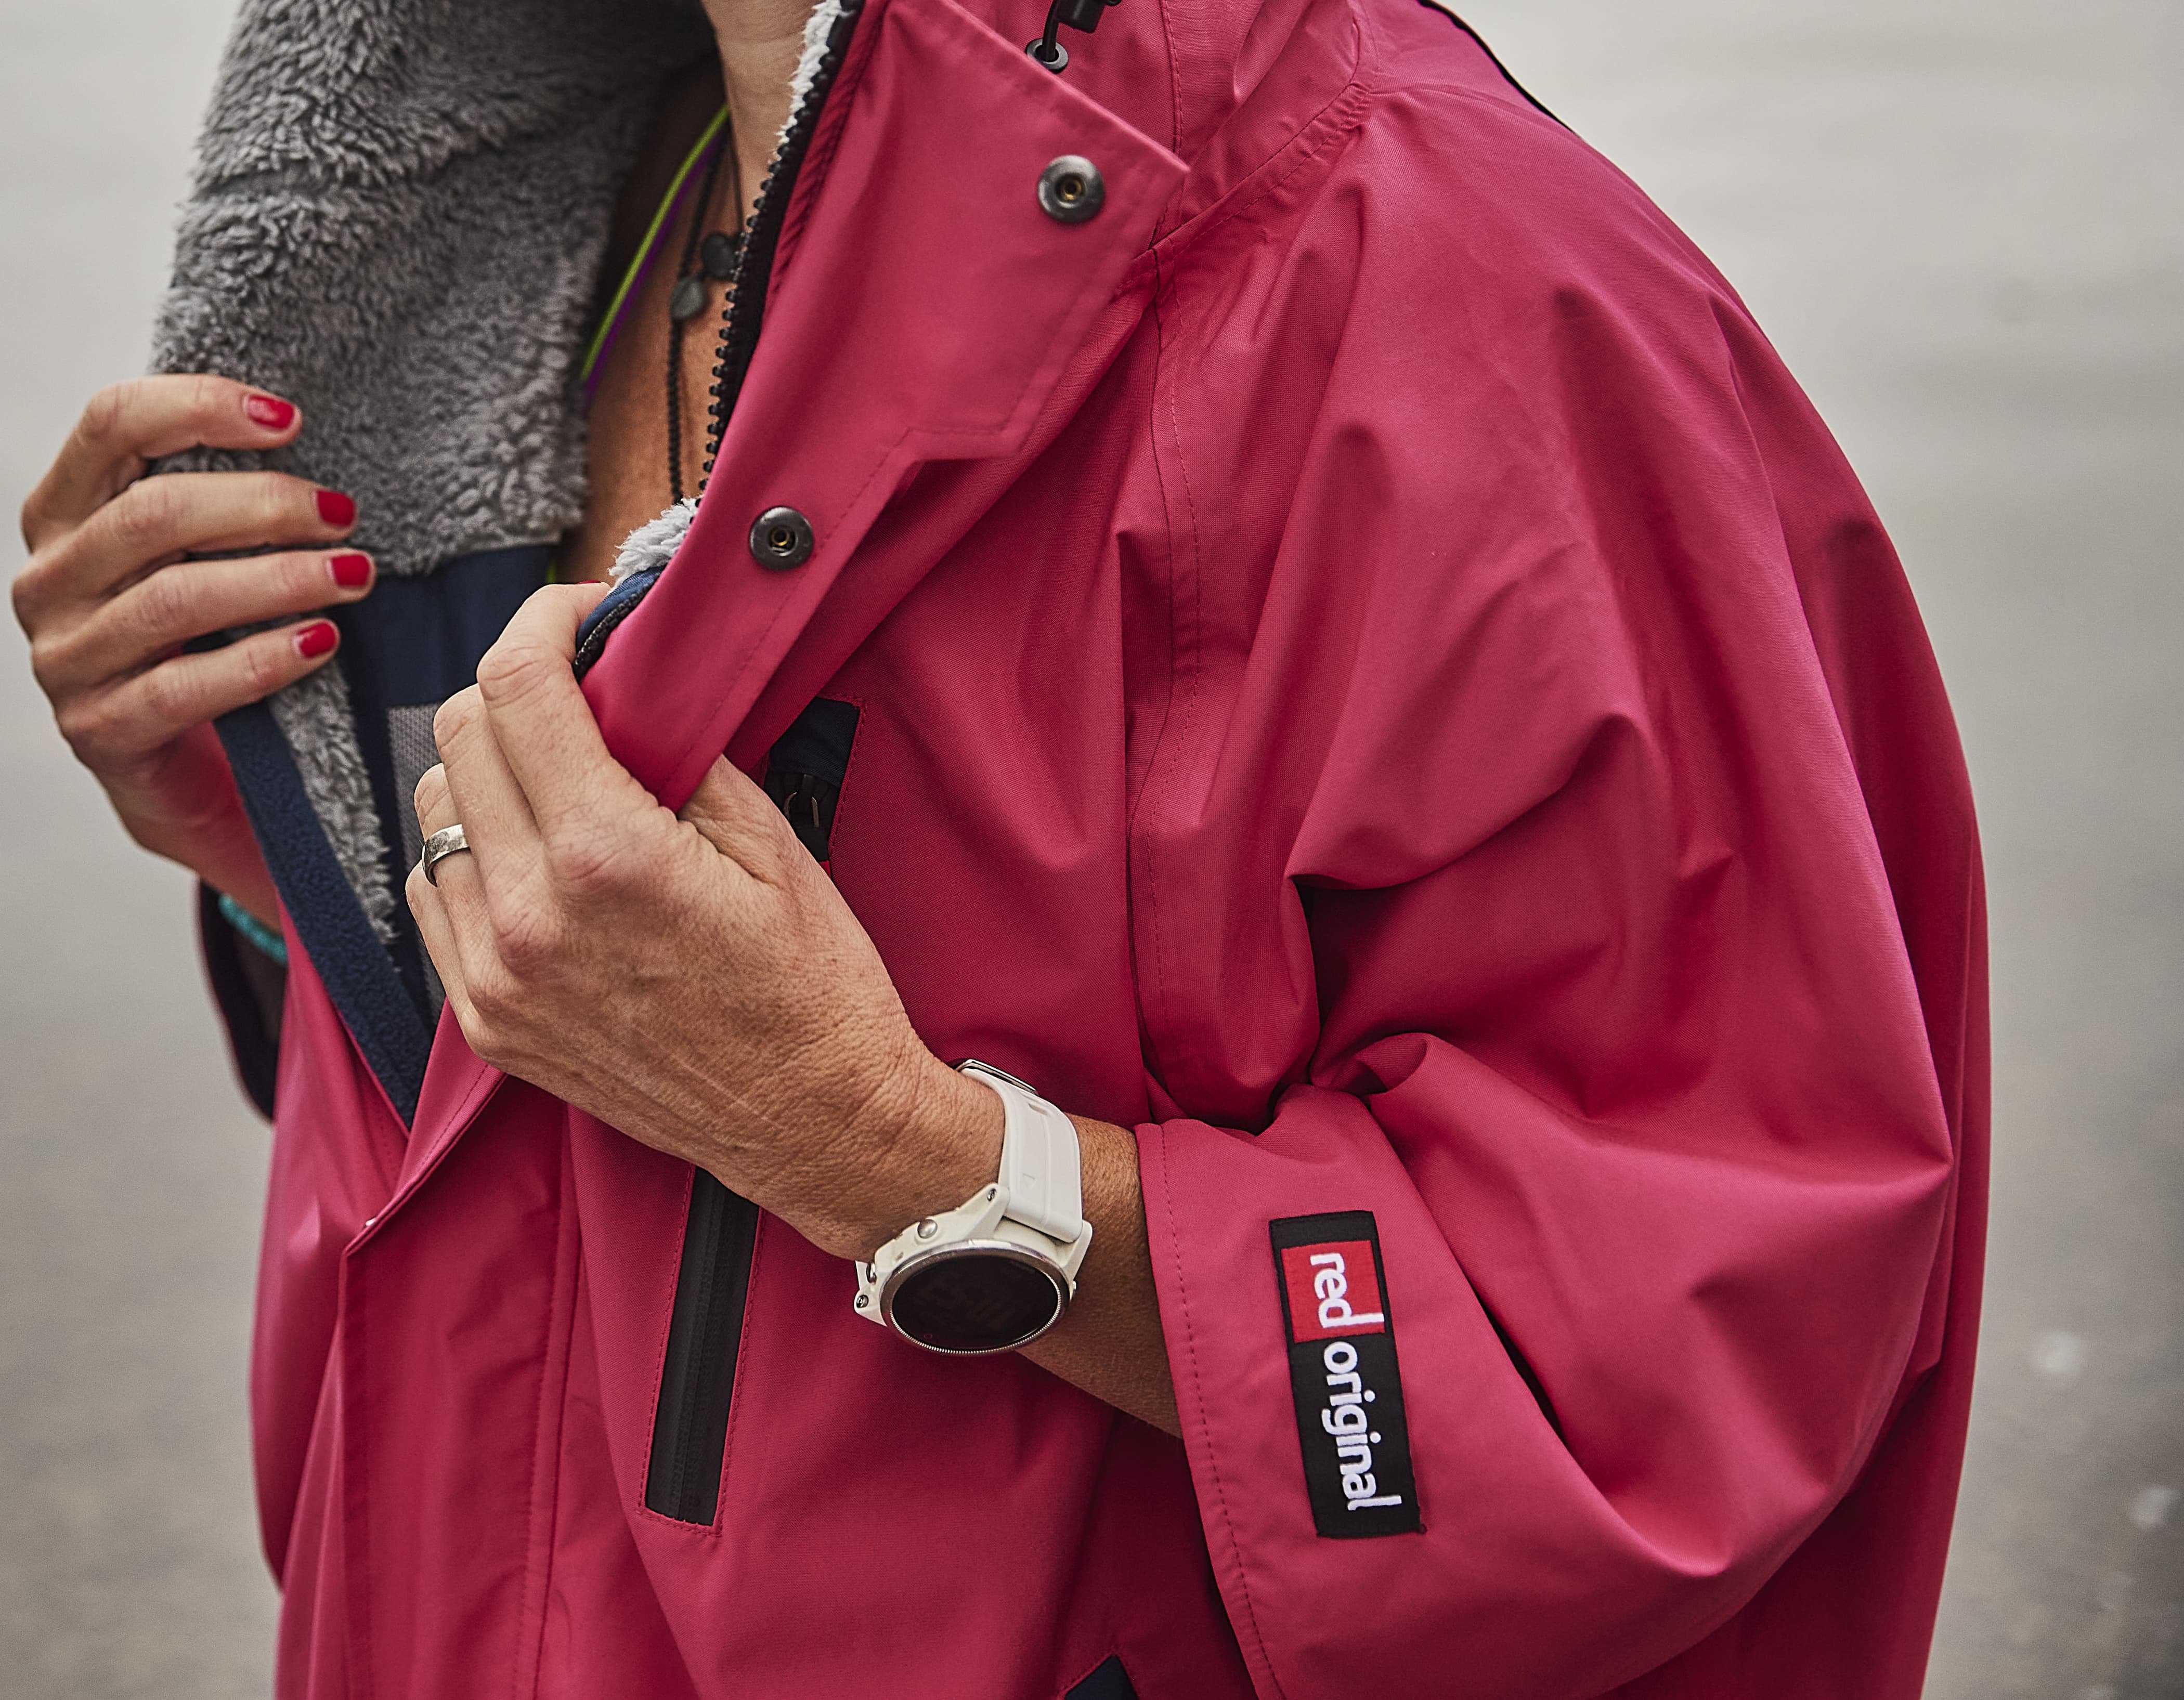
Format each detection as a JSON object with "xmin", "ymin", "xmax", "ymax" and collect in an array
[
  {"xmin": 749, "ymin": 506, "xmax": 815, "ymax": 569},
  {"xmin": 1037, "ymin": 155, "xmax": 1104, "ymax": 224}
]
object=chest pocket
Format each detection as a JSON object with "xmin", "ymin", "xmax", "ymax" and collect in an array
[
  {"xmin": 760, "ymin": 697, "xmax": 860, "ymax": 867},
  {"xmin": 644, "ymin": 696, "xmax": 862, "ymax": 1526}
]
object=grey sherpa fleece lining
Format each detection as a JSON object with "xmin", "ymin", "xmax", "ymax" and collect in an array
[
  {"xmin": 146, "ymin": 0, "xmax": 835, "ymax": 940},
  {"xmin": 154, "ymin": 0, "xmax": 716, "ymax": 581}
]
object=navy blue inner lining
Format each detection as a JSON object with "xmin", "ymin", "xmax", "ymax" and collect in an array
[
  {"xmin": 343, "ymin": 546, "xmax": 552, "ymax": 1018},
  {"xmin": 369, "ymin": 545, "xmax": 552, "ymax": 709},
  {"xmin": 215, "ymin": 697, "xmax": 434, "ymax": 1121},
  {"xmin": 217, "ymin": 545, "xmax": 554, "ymax": 1122},
  {"xmin": 768, "ymin": 697, "xmax": 858, "ymax": 782}
]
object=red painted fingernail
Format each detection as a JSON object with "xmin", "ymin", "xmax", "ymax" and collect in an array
[
  {"xmin": 315, "ymin": 489, "xmax": 357, "ymax": 527},
  {"xmin": 295, "ymin": 620, "xmax": 339, "ymax": 660},
  {"xmin": 328, "ymin": 551, "xmax": 372, "ymax": 591},
  {"xmin": 243, "ymin": 393, "xmax": 295, "ymax": 430}
]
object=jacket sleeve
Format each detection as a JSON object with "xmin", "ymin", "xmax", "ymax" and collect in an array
[{"xmin": 1129, "ymin": 110, "xmax": 1974, "ymax": 1698}]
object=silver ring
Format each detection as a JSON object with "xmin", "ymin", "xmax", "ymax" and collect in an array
[{"xmin": 421, "ymin": 822, "xmax": 471, "ymax": 886}]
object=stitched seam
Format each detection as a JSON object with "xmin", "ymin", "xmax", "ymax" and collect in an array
[
  {"xmin": 511, "ymin": 1249, "xmax": 552, "ymax": 1700},
  {"xmin": 1161, "ymin": 75, "xmax": 1369, "ymax": 284},
  {"xmin": 348, "ymin": 1261, "xmax": 377, "ymax": 1700},
  {"xmin": 1132, "ymin": 3, "xmax": 1374, "ymax": 281},
  {"xmin": 711, "ymin": 1211, "xmax": 766, "ymax": 1529},
  {"xmin": 1160, "ymin": 0, "xmax": 1185, "ymax": 155},
  {"xmin": 515, "ymin": 1146, "xmax": 579, "ymax": 1700},
  {"xmin": 1151, "ymin": 1137, "xmax": 1284, "ymax": 1698},
  {"xmin": 1138, "ymin": 251, "xmax": 1207, "ymax": 1093},
  {"xmin": 770, "ymin": 0, "xmax": 880, "ymax": 279},
  {"xmin": 527, "ymin": 1231, "xmax": 584, "ymax": 1699},
  {"xmin": 1127, "ymin": 252, "xmax": 1181, "ymax": 1076},
  {"xmin": 1127, "ymin": 248, "xmax": 1179, "ymax": 831}
]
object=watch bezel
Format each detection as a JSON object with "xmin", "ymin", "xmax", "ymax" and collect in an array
[{"xmin": 878, "ymin": 1237, "xmax": 1070, "ymax": 1355}]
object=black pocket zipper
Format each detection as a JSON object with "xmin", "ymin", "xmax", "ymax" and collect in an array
[
  {"xmin": 644, "ymin": 1172, "xmax": 759, "ymax": 1523},
  {"xmin": 617, "ymin": 0, "xmax": 868, "ymax": 1528},
  {"xmin": 642, "ymin": 698, "xmax": 862, "ymax": 1524}
]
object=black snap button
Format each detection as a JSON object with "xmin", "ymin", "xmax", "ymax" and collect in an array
[
  {"xmin": 1037, "ymin": 155, "xmax": 1104, "ymax": 224},
  {"xmin": 749, "ymin": 506, "xmax": 815, "ymax": 569}
]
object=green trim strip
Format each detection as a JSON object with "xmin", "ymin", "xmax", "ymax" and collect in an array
[
  {"xmin": 579, "ymin": 107, "xmax": 730, "ymax": 386},
  {"xmin": 554, "ymin": 108, "xmax": 729, "ymax": 585}
]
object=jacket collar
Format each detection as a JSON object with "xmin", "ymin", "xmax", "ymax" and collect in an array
[{"xmin": 591, "ymin": 0, "xmax": 1364, "ymax": 804}]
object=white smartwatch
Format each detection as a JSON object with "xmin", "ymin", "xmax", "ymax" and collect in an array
[{"xmin": 853, "ymin": 1061, "xmax": 1093, "ymax": 1354}]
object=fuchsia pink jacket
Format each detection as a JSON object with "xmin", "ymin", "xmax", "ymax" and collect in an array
[{"xmin": 165, "ymin": 1, "xmax": 1987, "ymax": 1695}]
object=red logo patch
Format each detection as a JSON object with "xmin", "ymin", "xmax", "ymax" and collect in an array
[{"xmin": 1279, "ymin": 1239, "xmax": 1387, "ymax": 1343}]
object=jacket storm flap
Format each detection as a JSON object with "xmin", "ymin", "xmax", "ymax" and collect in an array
[{"xmin": 159, "ymin": 1, "xmax": 1988, "ymax": 1696}]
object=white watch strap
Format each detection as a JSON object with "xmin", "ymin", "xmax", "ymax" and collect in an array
[{"xmin": 961, "ymin": 1063, "xmax": 1083, "ymax": 1243}]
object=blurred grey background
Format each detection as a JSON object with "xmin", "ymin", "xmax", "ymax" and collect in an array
[{"xmin": 1, "ymin": 0, "xmax": 2177, "ymax": 1694}]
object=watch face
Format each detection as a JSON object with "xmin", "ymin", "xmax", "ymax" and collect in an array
[{"xmin": 887, "ymin": 1245, "xmax": 1067, "ymax": 1354}]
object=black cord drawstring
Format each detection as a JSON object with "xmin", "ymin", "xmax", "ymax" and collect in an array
[{"xmin": 1026, "ymin": 0, "xmax": 1123, "ymax": 73}]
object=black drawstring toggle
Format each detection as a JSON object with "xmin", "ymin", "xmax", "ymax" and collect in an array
[{"xmin": 1026, "ymin": 0, "xmax": 1122, "ymax": 74}]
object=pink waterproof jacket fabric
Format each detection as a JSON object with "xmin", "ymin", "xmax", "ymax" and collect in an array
[{"xmin": 236, "ymin": 2, "xmax": 1987, "ymax": 1695}]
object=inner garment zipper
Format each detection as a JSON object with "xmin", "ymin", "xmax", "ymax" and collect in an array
[{"xmin": 702, "ymin": 0, "xmax": 866, "ymax": 479}]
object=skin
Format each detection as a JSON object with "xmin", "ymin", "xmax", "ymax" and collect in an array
[
  {"xmin": 15, "ymin": 375, "xmax": 366, "ymax": 928},
  {"xmin": 12, "ymin": 0, "xmax": 1180, "ymax": 1436}
]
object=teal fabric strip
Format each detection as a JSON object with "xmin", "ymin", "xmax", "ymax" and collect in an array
[{"xmin": 218, "ymin": 890, "xmax": 290, "ymax": 966}]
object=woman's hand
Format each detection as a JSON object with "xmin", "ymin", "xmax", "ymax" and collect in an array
[
  {"xmin": 409, "ymin": 585, "xmax": 1180, "ymax": 1432},
  {"xmin": 405, "ymin": 583, "xmax": 1003, "ymax": 1260},
  {"xmin": 406, "ymin": 584, "xmax": 1000, "ymax": 1265},
  {"xmin": 14, "ymin": 375, "xmax": 373, "ymax": 924}
]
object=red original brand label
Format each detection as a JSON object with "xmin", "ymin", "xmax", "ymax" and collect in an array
[
  {"xmin": 1279, "ymin": 1240, "xmax": 1387, "ymax": 1342},
  {"xmin": 1270, "ymin": 1212, "xmax": 1422, "ymax": 1538}
]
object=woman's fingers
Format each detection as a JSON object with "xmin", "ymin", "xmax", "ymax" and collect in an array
[
  {"xmin": 406, "ymin": 763, "xmax": 491, "ymax": 1018},
  {"xmin": 431, "ymin": 687, "xmax": 542, "ymax": 902},
  {"xmin": 33, "ymin": 547, "xmax": 374, "ymax": 695},
  {"xmin": 19, "ymin": 374, "xmax": 302, "ymax": 551},
  {"xmin": 57, "ymin": 619, "xmax": 342, "ymax": 767},
  {"xmin": 16, "ymin": 468, "xmax": 357, "ymax": 625},
  {"xmin": 21, "ymin": 469, "xmax": 357, "ymax": 619}
]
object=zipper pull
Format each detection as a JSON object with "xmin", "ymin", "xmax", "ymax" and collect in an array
[{"xmin": 765, "ymin": 771, "xmax": 840, "ymax": 864}]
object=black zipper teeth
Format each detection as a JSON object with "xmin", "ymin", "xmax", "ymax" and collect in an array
[
  {"xmin": 645, "ymin": 1172, "xmax": 760, "ymax": 1524},
  {"xmin": 571, "ymin": 583, "xmax": 643, "ymax": 677},
  {"xmin": 665, "ymin": 1181, "xmax": 725, "ymax": 1515},
  {"xmin": 701, "ymin": 0, "xmax": 866, "ymax": 478}
]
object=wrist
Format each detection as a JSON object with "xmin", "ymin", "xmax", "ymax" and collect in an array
[
  {"xmin": 798, "ymin": 1051, "xmax": 1004, "ymax": 1262},
  {"xmin": 110, "ymin": 752, "xmax": 277, "ymax": 923}
]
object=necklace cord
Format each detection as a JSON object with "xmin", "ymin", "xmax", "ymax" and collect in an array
[{"xmin": 580, "ymin": 108, "xmax": 729, "ymax": 393}]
